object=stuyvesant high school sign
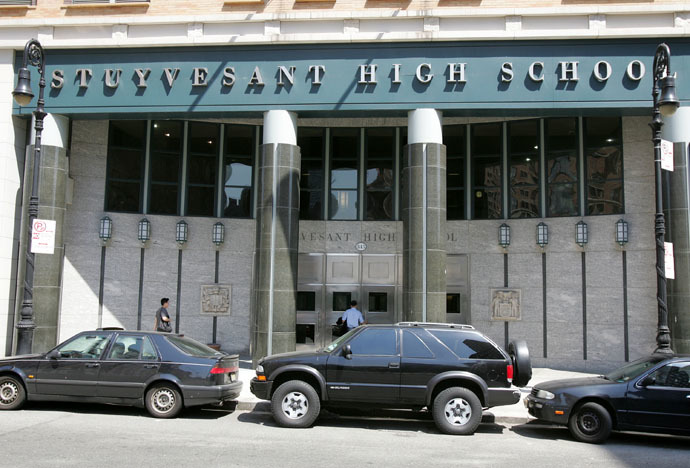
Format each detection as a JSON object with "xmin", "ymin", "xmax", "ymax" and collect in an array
[{"xmin": 12, "ymin": 39, "xmax": 690, "ymax": 116}]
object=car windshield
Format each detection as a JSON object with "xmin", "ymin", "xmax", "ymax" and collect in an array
[
  {"xmin": 323, "ymin": 328, "xmax": 359, "ymax": 353},
  {"xmin": 166, "ymin": 335, "xmax": 222, "ymax": 357},
  {"xmin": 605, "ymin": 355, "xmax": 666, "ymax": 382}
]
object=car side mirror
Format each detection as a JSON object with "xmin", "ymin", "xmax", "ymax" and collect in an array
[
  {"xmin": 342, "ymin": 344, "xmax": 352, "ymax": 360},
  {"xmin": 47, "ymin": 349, "xmax": 59, "ymax": 360},
  {"xmin": 640, "ymin": 375, "xmax": 656, "ymax": 387}
]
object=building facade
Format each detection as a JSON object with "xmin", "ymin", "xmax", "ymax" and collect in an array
[{"xmin": 1, "ymin": 0, "xmax": 690, "ymax": 371}]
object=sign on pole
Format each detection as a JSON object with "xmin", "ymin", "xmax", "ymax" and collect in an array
[
  {"xmin": 664, "ymin": 242, "xmax": 675, "ymax": 279},
  {"xmin": 661, "ymin": 139, "xmax": 674, "ymax": 171},
  {"xmin": 31, "ymin": 219, "xmax": 56, "ymax": 254}
]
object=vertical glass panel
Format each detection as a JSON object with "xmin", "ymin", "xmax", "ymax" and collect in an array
[
  {"xmin": 330, "ymin": 128, "xmax": 359, "ymax": 220},
  {"xmin": 187, "ymin": 122, "xmax": 219, "ymax": 217},
  {"xmin": 186, "ymin": 186, "xmax": 215, "ymax": 217},
  {"xmin": 223, "ymin": 124, "xmax": 255, "ymax": 218},
  {"xmin": 368, "ymin": 292, "xmax": 388, "ymax": 312},
  {"xmin": 296, "ymin": 325, "xmax": 315, "ymax": 345},
  {"xmin": 546, "ymin": 118, "xmax": 579, "ymax": 217},
  {"xmin": 365, "ymin": 128, "xmax": 395, "ymax": 221},
  {"xmin": 298, "ymin": 128, "xmax": 325, "ymax": 220},
  {"xmin": 471, "ymin": 123, "xmax": 502, "ymax": 219},
  {"xmin": 509, "ymin": 120, "xmax": 540, "ymax": 218},
  {"xmin": 446, "ymin": 293, "xmax": 460, "ymax": 314},
  {"xmin": 106, "ymin": 120, "xmax": 146, "ymax": 213},
  {"xmin": 333, "ymin": 292, "xmax": 351, "ymax": 312},
  {"xmin": 149, "ymin": 120, "xmax": 183, "ymax": 215},
  {"xmin": 297, "ymin": 291, "xmax": 316, "ymax": 311},
  {"xmin": 585, "ymin": 117, "xmax": 624, "ymax": 215}
]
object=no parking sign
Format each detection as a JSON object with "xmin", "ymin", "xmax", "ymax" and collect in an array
[{"xmin": 31, "ymin": 219, "xmax": 56, "ymax": 254}]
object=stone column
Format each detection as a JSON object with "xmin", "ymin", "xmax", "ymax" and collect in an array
[
  {"xmin": 402, "ymin": 109, "xmax": 446, "ymax": 323},
  {"xmin": 252, "ymin": 110, "xmax": 300, "ymax": 363},
  {"xmin": 15, "ymin": 114, "xmax": 70, "ymax": 353}
]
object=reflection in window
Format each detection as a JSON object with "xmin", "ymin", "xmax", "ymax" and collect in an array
[
  {"xmin": 106, "ymin": 121, "xmax": 146, "ymax": 212},
  {"xmin": 402, "ymin": 330, "xmax": 434, "ymax": 358},
  {"xmin": 333, "ymin": 292, "xmax": 351, "ymax": 312},
  {"xmin": 368, "ymin": 292, "xmax": 387, "ymax": 312},
  {"xmin": 149, "ymin": 121, "xmax": 183, "ymax": 215},
  {"xmin": 297, "ymin": 291, "xmax": 316, "ymax": 311},
  {"xmin": 446, "ymin": 293, "xmax": 461, "ymax": 314},
  {"xmin": 224, "ymin": 125, "xmax": 255, "ymax": 218},
  {"xmin": 329, "ymin": 128, "xmax": 359, "ymax": 220},
  {"xmin": 58, "ymin": 334, "xmax": 110, "ymax": 359},
  {"xmin": 471, "ymin": 123, "xmax": 502, "ymax": 219},
  {"xmin": 365, "ymin": 128, "xmax": 395, "ymax": 220},
  {"xmin": 296, "ymin": 324, "xmax": 315, "ymax": 345},
  {"xmin": 349, "ymin": 328, "xmax": 397, "ymax": 355},
  {"xmin": 187, "ymin": 122, "xmax": 219, "ymax": 217},
  {"xmin": 648, "ymin": 363, "xmax": 690, "ymax": 388},
  {"xmin": 508, "ymin": 120, "xmax": 540, "ymax": 218},
  {"xmin": 585, "ymin": 117, "xmax": 623, "ymax": 215},
  {"xmin": 445, "ymin": 125, "xmax": 466, "ymax": 220},
  {"xmin": 546, "ymin": 118, "xmax": 579, "ymax": 217},
  {"xmin": 298, "ymin": 128, "xmax": 325, "ymax": 220}
]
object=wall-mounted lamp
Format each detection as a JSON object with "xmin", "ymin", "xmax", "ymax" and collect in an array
[
  {"xmin": 499, "ymin": 223, "xmax": 510, "ymax": 248},
  {"xmin": 99, "ymin": 216, "xmax": 112, "ymax": 242},
  {"xmin": 212, "ymin": 222, "xmax": 225, "ymax": 246},
  {"xmin": 537, "ymin": 222, "xmax": 548, "ymax": 248},
  {"xmin": 137, "ymin": 218, "xmax": 151, "ymax": 244},
  {"xmin": 176, "ymin": 220, "xmax": 188, "ymax": 245},
  {"xmin": 616, "ymin": 219, "xmax": 629, "ymax": 246},
  {"xmin": 576, "ymin": 220, "xmax": 588, "ymax": 247}
]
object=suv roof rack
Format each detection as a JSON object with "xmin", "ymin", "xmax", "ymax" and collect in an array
[{"xmin": 396, "ymin": 322, "xmax": 475, "ymax": 330}]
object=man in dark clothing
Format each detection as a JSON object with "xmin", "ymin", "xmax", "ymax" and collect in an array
[{"xmin": 155, "ymin": 298, "xmax": 173, "ymax": 332}]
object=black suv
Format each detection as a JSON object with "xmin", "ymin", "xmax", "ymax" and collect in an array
[{"xmin": 250, "ymin": 322, "xmax": 531, "ymax": 435}]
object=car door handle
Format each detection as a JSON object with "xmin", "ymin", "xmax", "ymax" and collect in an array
[
  {"xmin": 144, "ymin": 364, "xmax": 160, "ymax": 369},
  {"xmin": 388, "ymin": 362, "xmax": 400, "ymax": 369},
  {"xmin": 85, "ymin": 363, "xmax": 100, "ymax": 368}
]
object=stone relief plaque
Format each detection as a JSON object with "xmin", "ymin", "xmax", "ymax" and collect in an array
[
  {"xmin": 201, "ymin": 285, "xmax": 231, "ymax": 316},
  {"xmin": 490, "ymin": 288, "xmax": 521, "ymax": 321}
]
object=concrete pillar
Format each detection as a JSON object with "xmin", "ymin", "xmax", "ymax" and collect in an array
[
  {"xmin": 402, "ymin": 109, "xmax": 446, "ymax": 323},
  {"xmin": 15, "ymin": 114, "xmax": 70, "ymax": 353},
  {"xmin": 252, "ymin": 110, "xmax": 300, "ymax": 363}
]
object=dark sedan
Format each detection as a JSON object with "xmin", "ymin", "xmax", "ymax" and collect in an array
[
  {"xmin": 525, "ymin": 354, "xmax": 690, "ymax": 443},
  {"xmin": 0, "ymin": 329, "xmax": 242, "ymax": 418}
]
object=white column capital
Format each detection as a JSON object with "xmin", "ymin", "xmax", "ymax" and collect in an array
[
  {"xmin": 31, "ymin": 114, "xmax": 69, "ymax": 149},
  {"xmin": 408, "ymin": 109, "xmax": 443, "ymax": 145},
  {"xmin": 263, "ymin": 110, "xmax": 297, "ymax": 146}
]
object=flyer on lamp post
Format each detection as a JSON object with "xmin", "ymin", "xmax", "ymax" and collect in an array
[
  {"xmin": 31, "ymin": 219, "xmax": 56, "ymax": 254},
  {"xmin": 664, "ymin": 242, "xmax": 675, "ymax": 280},
  {"xmin": 661, "ymin": 139, "xmax": 674, "ymax": 171}
]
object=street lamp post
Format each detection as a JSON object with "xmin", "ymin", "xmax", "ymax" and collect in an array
[
  {"xmin": 12, "ymin": 38, "xmax": 47, "ymax": 355},
  {"xmin": 651, "ymin": 43, "xmax": 680, "ymax": 354}
]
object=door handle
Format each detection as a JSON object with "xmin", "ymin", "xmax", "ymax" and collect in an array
[
  {"xmin": 388, "ymin": 362, "xmax": 400, "ymax": 369},
  {"xmin": 144, "ymin": 364, "xmax": 160, "ymax": 369},
  {"xmin": 85, "ymin": 363, "xmax": 100, "ymax": 368}
]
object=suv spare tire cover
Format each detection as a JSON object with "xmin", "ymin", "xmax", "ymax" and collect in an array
[{"xmin": 508, "ymin": 340, "xmax": 532, "ymax": 387}]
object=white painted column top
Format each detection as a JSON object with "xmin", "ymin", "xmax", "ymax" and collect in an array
[
  {"xmin": 263, "ymin": 110, "xmax": 297, "ymax": 146},
  {"xmin": 408, "ymin": 109, "xmax": 443, "ymax": 145},
  {"xmin": 661, "ymin": 106, "xmax": 690, "ymax": 144},
  {"xmin": 31, "ymin": 114, "xmax": 70, "ymax": 149}
]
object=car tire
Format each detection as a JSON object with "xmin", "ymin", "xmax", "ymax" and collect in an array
[
  {"xmin": 0, "ymin": 375, "xmax": 26, "ymax": 411},
  {"xmin": 145, "ymin": 384, "xmax": 183, "ymax": 419},
  {"xmin": 271, "ymin": 380, "xmax": 321, "ymax": 428},
  {"xmin": 508, "ymin": 340, "xmax": 532, "ymax": 387},
  {"xmin": 568, "ymin": 402, "xmax": 612, "ymax": 444},
  {"xmin": 432, "ymin": 387, "xmax": 482, "ymax": 435}
]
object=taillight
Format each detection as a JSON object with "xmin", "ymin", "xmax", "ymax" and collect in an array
[
  {"xmin": 210, "ymin": 365, "xmax": 238, "ymax": 374},
  {"xmin": 506, "ymin": 364, "xmax": 514, "ymax": 383}
]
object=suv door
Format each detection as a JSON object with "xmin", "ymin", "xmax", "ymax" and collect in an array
[
  {"xmin": 97, "ymin": 334, "xmax": 161, "ymax": 399},
  {"xmin": 326, "ymin": 327, "xmax": 400, "ymax": 402}
]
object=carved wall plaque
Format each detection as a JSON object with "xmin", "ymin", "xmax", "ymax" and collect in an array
[
  {"xmin": 490, "ymin": 288, "xmax": 521, "ymax": 321},
  {"xmin": 201, "ymin": 284, "xmax": 231, "ymax": 316}
]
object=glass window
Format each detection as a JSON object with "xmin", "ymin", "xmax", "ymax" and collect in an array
[
  {"xmin": 545, "ymin": 118, "xmax": 579, "ymax": 217},
  {"xmin": 368, "ymin": 292, "xmax": 387, "ymax": 312},
  {"xmin": 149, "ymin": 121, "xmax": 183, "ymax": 215},
  {"xmin": 329, "ymin": 128, "xmax": 359, "ymax": 220},
  {"xmin": 605, "ymin": 356, "xmax": 665, "ymax": 382},
  {"xmin": 186, "ymin": 122, "xmax": 219, "ymax": 217},
  {"xmin": 508, "ymin": 120, "xmax": 540, "ymax": 218},
  {"xmin": 402, "ymin": 330, "xmax": 434, "ymax": 358},
  {"xmin": 429, "ymin": 330, "xmax": 503, "ymax": 359},
  {"xmin": 647, "ymin": 362, "xmax": 690, "ymax": 388},
  {"xmin": 584, "ymin": 117, "xmax": 623, "ymax": 215},
  {"xmin": 445, "ymin": 125, "xmax": 466, "ymax": 220},
  {"xmin": 471, "ymin": 123, "xmax": 502, "ymax": 219},
  {"xmin": 333, "ymin": 292, "xmax": 351, "ymax": 312},
  {"xmin": 57, "ymin": 333, "xmax": 111, "ymax": 359},
  {"xmin": 447, "ymin": 293, "xmax": 460, "ymax": 314},
  {"xmin": 223, "ymin": 124, "xmax": 255, "ymax": 218},
  {"xmin": 296, "ymin": 324, "xmax": 315, "ymax": 345},
  {"xmin": 298, "ymin": 128, "xmax": 325, "ymax": 220},
  {"xmin": 365, "ymin": 128, "xmax": 395, "ymax": 220},
  {"xmin": 107, "ymin": 335, "xmax": 157, "ymax": 361},
  {"xmin": 106, "ymin": 121, "xmax": 146, "ymax": 213},
  {"xmin": 348, "ymin": 328, "xmax": 397, "ymax": 356},
  {"xmin": 297, "ymin": 291, "xmax": 316, "ymax": 311},
  {"xmin": 166, "ymin": 335, "xmax": 222, "ymax": 357}
]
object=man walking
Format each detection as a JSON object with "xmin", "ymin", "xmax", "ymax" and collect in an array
[{"xmin": 341, "ymin": 300, "xmax": 364, "ymax": 331}]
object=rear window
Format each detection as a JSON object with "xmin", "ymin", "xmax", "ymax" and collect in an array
[
  {"xmin": 165, "ymin": 335, "xmax": 221, "ymax": 357},
  {"xmin": 428, "ymin": 330, "xmax": 504, "ymax": 360}
]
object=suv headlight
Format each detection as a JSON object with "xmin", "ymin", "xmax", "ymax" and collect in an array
[
  {"xmin": 256, "ymin": 364, "xmax": 264, "ymax": 374},
  {"xmin": 535, "ymin": 389, "xmax": 555, "ymax": 400}
]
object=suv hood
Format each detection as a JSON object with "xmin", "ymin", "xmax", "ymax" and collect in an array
[{"xmin": 261, "ymin": 349, "xmax": 327, "ymax": 374}]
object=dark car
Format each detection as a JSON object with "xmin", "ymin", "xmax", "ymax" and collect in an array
[
  {"xmin": 0, "ymin": 329, "xmax": 242, "ymax": 418},
  {"xmin": 250, "ymin": 322, "xmax": 531, "ymax": 435},
  {"xmin": 525, "ymin": 354, "xmax": 690, "ymax": 443}
]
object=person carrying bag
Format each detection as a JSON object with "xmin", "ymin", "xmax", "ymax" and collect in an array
[{"xmin": 154, "ymin": 297, "xmax": 173, "ymax": 333}]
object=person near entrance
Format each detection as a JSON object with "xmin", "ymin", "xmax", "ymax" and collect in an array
[
  {"xmin": 341, "ymin": 300, "xmax": 365, "ymax": 331},
  {"xmin": 154, "ymin": 298, "xmax": 173, "ymax": 333}
]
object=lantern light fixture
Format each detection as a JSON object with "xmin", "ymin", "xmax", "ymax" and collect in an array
[
  {"xmin": 137, "ymin": 218, "xmax": 151, "ymax": 244},
  {"xmin": 498, "ymin": 223, "xmax": 510, "ymax": 248},
  {"xmin": 576, "ymin": 220, "xmax": 588, "ymax": 247},
  {"xmin": 99, "ymin": 216, "xmax": 112, "ymax": 242},
  {"xmin": 176, "ymin": 220, "xmax": 188, "ymax": 245},
  {"xmin": 537, "ymin": 222, "xmax": 548, "ymax": 248},
  {"xmin": 212, "ymin": 222, "xmax": 225, "ymax": 246},
  {"xmin": 616, "ymin": 219, "xmax": 629, "ymax": 246}
]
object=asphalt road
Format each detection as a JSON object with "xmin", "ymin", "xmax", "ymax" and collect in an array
[{"xmin": 1, "ymin": 402, "xmax": 688, "ymax": 468}]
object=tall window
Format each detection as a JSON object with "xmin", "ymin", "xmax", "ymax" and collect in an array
[
  {"xmin": 508, "ymin": 120, "xmax": 540, "ymax": 218},
  {"xmin": 298, "ymin": 128, "xmax": 325, "ymax": 220},
  {"xmin": 365, "ymin": 128, "xmax": 395, "ymax": 220},
  {"xmin": 471, "ymin": 123, "xmax": 502, "ymax": 219},
  {"xmin": 584, "ymin": 117, "xmax": 624, "ymax": 215},
  {"xmin": 545, "ymin": 118, "xmax": 579, "ymax": 217},
  {"xmin": 223, "ymin": 125, "xmax": 255, "ymax": 218},
  {"xmin": 329, "ymin": 128, "xmax": 359, "ymax": 220},
  {"xmin": 445, "ymin": 125, "xmax": 466, "ymax": 220},
  {"xmin": 186, "ymin": 122, "xmax": 219, "ymax": 217},
  {"xmin": 105, "ymin": 120, "xmax": 146, "ymax": 212},
  {"xmin": 148, "ymin": 121, "xmax": 183, "ymax": 215}
]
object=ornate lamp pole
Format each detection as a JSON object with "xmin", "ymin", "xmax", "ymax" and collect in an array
[
  {"xmin": 12, "ymin": 38, "xmax": 47, "ymax": 355},
  {"xmin": 651, "ymin": 43, "xmax": 679, "ymax": 354}
]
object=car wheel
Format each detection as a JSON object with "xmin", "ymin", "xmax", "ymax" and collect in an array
[
  {"xmin": 0, "ymin": 375, "xmax": 26, "ymax": 411},
  {"xmin": 508, "ymin": 340, "xmax": 532, "ymax": 387},
  {"xmin": 432, "ymin": 387, "xmax": 482, "ymax": 435},
  {"xmin": 568, "ymin": 402, "xmax": 612, "ymax": 444},
  {"xmin": 145, "ymin": 384, "xmax": 183, "ymax": 419},
  {"xmin": 271, "ymin": 380, "xmax": 321, "ymax": 428}
]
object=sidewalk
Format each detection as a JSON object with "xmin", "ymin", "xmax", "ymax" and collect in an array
[{"xmin": 233, "ymin": 363, "xmax": 596, "ymax": 424}]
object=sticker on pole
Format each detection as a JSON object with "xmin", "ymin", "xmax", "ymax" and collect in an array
[
  {"xmin": 31, "ymin": 219, "xmax": 56, "ymax": 254},
  {"xmin": 661, "ymin": 139, "xmax": 674, "ymax": 171},
  {"xmin": 664, "ymin": 242, "xmax": 675, "ymax": 279}
]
